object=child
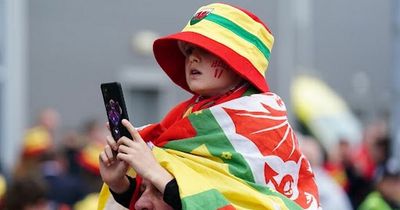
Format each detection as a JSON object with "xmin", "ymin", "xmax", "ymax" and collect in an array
[{"xmin": 99, "ymin": 3, "xmax": 320, "ymax": 210}]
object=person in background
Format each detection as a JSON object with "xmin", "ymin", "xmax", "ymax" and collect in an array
[
  {"xmin": 0, "ymin": 173, "xmax": 5, "ymax": 210},
  {"xmin": 40, "ymin": 150, "xmax": 86, "ymax": 209},
  {"xmin": 12, "ymin": 109, "xmax": 86, "ymax": 209},
  {"xmin": 69, "ymin": 119, "xmax": 109, "ymax": 210},
  {"xmin": 299, "ymin": 135, "xmax": 353, "ymax": 210},
  {"xmin": 358, "ymin": 158, "xmax": 400, "ymax": 210},
  {"xmin": 3, "ymin": 177, "xmax": 50, "ymax": 210},
  {"xmin": 76, "ymin": 119, "xmax": 108, "ymax": 193},
  {"xmin": 346, "ymin": 119, "xmax": 390, "ymax": 208},
  {"xmin": 13, "ymin": 108, "xmax": 60, "ymax": 179}
]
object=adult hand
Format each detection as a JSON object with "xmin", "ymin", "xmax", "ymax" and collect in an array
[{"xmin": 117, "ymin": 119, "xmax": 173, "ymax": 193}]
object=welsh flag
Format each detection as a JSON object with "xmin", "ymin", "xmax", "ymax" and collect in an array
[{"xmin": 98, "ymin": 92, "xmax": 320, "ymax": 210}]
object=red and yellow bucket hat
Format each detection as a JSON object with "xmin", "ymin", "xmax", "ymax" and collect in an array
[
  {"xmin": 153, "ymin": 3, "xmax": 274, "ymax": 93},
  {"xmin": 22, "ymin": 126, "xmax": 53, "ymax": 157}
]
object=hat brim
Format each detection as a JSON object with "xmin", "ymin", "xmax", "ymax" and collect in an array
[{"xmin": 153, "ymin": 31, "xmax": 269, "ymax": 93}]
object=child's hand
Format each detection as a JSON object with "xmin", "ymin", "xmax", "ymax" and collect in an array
[
  {"xmin": 117, "ymin": 119, "xmax": 173, "ymax": 193},
  {"xmin": 99, "ymin": 135, "xmax": 130, "ymax": 193}
]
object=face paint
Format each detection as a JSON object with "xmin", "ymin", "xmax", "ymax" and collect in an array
[
  {"xmin": 213, "ymin": 68, "xmax": 224, "ymax": 79},
  {"xmin": 211, "ymin": 59, "xmax": 229, "ymax": 69},
  {"xmin": 211, "ymin": 59, "xmax": 229, "ymax": 79}
]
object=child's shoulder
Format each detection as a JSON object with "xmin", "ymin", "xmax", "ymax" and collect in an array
[{"xmin": 160, "ymin": 96, "xmax": 197, "ymax": 126}]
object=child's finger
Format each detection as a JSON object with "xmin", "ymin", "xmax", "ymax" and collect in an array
[
  {"xmin": 106, "ymin": 135, "xmax": 118, "ymax": 151},
  {"xmin": 117, "ymin": 137, "xmax": 135, "ymax": 148},
  {"xmin": 122, "ymin": 119, "xmax": 143, "ymax": 142},
  {"xmin": 104, "ymin": 145, "xmax": 115, "ymax": 161},
  {"xmin": 99, "ymin": 151, "xmax": 110, "ymax": 166}
]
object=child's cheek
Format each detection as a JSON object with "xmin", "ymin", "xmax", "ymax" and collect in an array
[{"xmin": 211, "ymin": 59, "xmax": 228, "ymax": 79}]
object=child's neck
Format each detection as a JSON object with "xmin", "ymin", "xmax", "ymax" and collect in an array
[{"xmin": 197, "ymin": 81, "xmax": 248, "ymax": 102}]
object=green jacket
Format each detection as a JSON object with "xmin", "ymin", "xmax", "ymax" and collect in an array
[{"xmin": 358, "ymin": 191, "xmax": 397, "ymax": 210}]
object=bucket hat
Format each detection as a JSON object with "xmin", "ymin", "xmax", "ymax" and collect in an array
[{"xmin": 153, "ymin": 3, "xmax": 274, "ymax": 93}]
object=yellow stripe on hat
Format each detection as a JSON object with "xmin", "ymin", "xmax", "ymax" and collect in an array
[
  {"xmin": 208, "ymin": 3, "xmax": 274, "ymax": 51},
  {"xmin": 183, "ymin": 19, "xmax": 270, "ymax": 76}
]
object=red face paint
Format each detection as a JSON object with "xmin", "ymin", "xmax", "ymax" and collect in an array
[
  {"xmin": 211, "ymin": 59, "xmax": 229, "ymax": 69},
  {"xmin": 213, "ymin": 68, "xmax": 224, "ymax": 79},
  {"xmin": 211, "ymin": 59, "xmax": 229, "ymax": 79}
]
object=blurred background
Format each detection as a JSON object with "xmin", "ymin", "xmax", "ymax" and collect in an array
[{"xmin": 1, "ymin": 0, "xmax": 400, "ymax": 209}]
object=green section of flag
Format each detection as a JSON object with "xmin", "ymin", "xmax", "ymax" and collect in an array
[
  {"xmin": 243, "ymin": 86, "xmax": 259, "ymax": 96},
  {"xmin": 181, "ymin": 189, "xmax": 232, "ymax": 210},
  {"xmin": 164, "ymin": 109, "xmax": 255, "ymax": 183}
]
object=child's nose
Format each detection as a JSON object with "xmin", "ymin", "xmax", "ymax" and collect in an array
[{"xmin": 188, "ymin": 50, "xmax": 201, "ymax": 63}]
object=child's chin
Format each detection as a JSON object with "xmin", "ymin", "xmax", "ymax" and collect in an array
[{"xmin": 190, "ymin": 87, "xmax": 208, "ymax": 95}]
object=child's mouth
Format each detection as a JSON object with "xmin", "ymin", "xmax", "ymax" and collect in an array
[{"xmin": 190, "ymin": 69, "xmax": 202, "ymax": 75}]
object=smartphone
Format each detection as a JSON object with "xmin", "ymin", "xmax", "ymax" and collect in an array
[{"xmin": 100, "ymin": 82, "xmax": 132, "ymax": 140}]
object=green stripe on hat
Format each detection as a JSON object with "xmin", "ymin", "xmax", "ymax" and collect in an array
[{"xmin": 205, "ymin": 13, "xmax": 271, "ymax": 61}]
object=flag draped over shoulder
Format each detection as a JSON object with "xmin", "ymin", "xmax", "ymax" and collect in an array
[{"xmin": 98, "ymin": 92, "xmax": 320, "ymax": 210}]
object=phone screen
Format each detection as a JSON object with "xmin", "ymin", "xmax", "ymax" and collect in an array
[{"xmin": 101, "ymin": 82, "xmax": 132, "ymax": 140}]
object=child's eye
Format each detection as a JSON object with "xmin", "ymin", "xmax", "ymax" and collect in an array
[{"xmin": 184, "ymin": 47, "xmax": 194, "ymax": 56}]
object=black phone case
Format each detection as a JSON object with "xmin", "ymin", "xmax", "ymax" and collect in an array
[{"xmin": 101, "ymin": 82, "xmax": 132, "ymax": 140}]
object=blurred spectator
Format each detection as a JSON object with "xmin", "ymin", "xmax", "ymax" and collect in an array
[
  {"xmin": 13, "ymin": 108, "xmax": 60, "ymax": 179},
  {"xmin": 3, "ymin": 177, "xmax": 50, "ymax": 210},
  {"xmin": 76, "ymin": 119, "xmax": 107, "ymax": 193},
  {"xmin": 352, "ymin": 119, "xmax": 389, "ymax": 180},
  {"xmin": 319, "ymin": 117, "xmax": 391, "ymax": 209},
  {"xmin": 299, "ymin": 135, "xmax": 353, "ymax": 210},
  {"xmin": 347, "ymin": 119, "xmax": 390, "ymax": 208},
  {"xmin": 41, "ymin": 151, "xmax": 87, "ymax": 208},
  {"xmin": 57, "ymin": 119, "xmax": 107, "ymax": 209},
  {"xmin": 11, "ymin": 109, "xmax": 87, "ymax": 209},
  {"xmin": 61, "ymin": 130, "xmax": 82, "ymax": 176},
  {"xmin": 0, "ymin": 173, "xmax": 5, "ymax": 210},
  {"xmin": 358, "ymin": 158, "xmax": 400, "ymax": 210},
  {"xmin": 323, "ymin": 138, "xmax": 352, "ymax": 190},
  {"xmin": 76, "ymin": 119, "xmax": 107, "ymax": 175}
]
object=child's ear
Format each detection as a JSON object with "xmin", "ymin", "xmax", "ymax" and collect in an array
[{"xmin": 177, "ymin": 41, "xmax": 187, "ymax": 55}]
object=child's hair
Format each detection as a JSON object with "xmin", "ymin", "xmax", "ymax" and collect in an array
[{"xmin": 153, "ymin": 3, "xmax": 274, "ymax": 93}]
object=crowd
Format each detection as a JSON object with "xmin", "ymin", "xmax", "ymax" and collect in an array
[
  {"xmin": 0, "ymin": 110, "xmax": 397, "ymax": 210},
  {"xmin": 298, "ymin": 117, "xmax": 400, "ymax": 210},
  {"xmin": 0, "ymin": 108, "xmax": 107, "ymax": 210}
]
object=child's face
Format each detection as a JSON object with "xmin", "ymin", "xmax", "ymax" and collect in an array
[{"xmin": 181, "ymin": 42, "xmax": 243, "ymax": 97}]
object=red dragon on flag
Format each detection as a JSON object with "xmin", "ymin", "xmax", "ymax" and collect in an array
[{"xmin": 210, "ymin": 93, "xmax": 320, "ymax": 209}]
